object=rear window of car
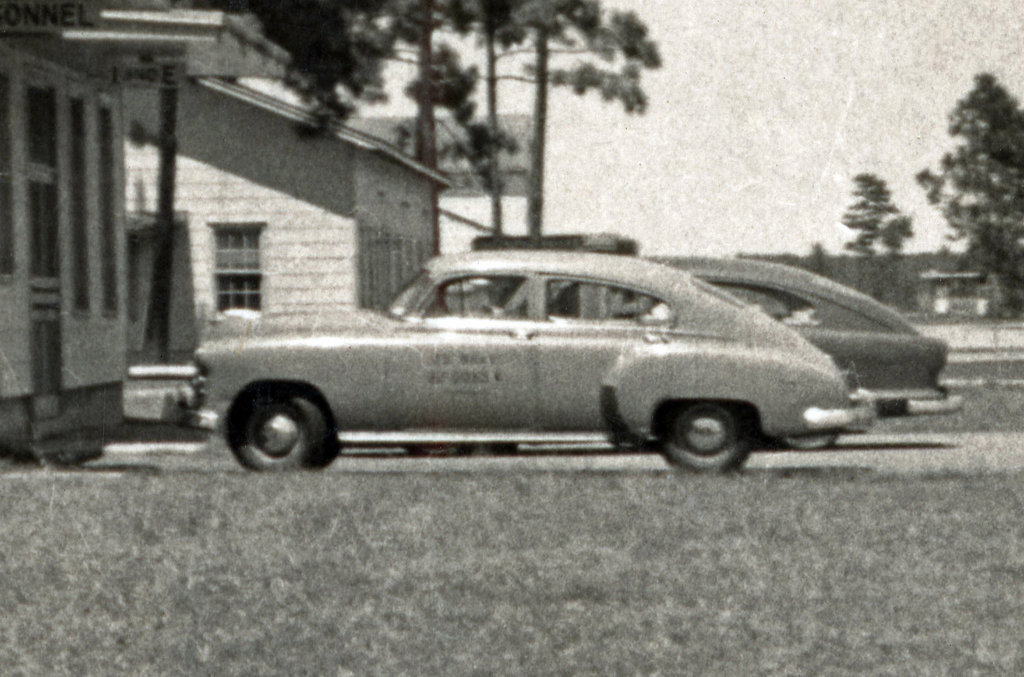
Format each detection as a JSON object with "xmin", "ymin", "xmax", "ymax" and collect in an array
[{"xmin": 711, "ymin": 281, "xmax": 896, "ymax": 332}]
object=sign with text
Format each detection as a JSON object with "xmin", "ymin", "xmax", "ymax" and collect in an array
[
  {"xmin": 0, "ymin": 2, "xmax": 98, "ymax": 34},
  {"xmin": 111, "ymin": 57, "xmax": 183, "ymax": 89}
]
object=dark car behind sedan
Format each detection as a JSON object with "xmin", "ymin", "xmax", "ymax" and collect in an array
[{"xmin": 668, "ymin": 257, "xmax": 962, "ymax": 424}]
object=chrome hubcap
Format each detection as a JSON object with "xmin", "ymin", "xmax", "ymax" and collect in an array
[
  {"xmin": 257, "ymin": 413, "xmax": 300, "ymax": 456},
  {"xmin": 685, "ymin": 415, "xmax": 728, "ymax": 455}
]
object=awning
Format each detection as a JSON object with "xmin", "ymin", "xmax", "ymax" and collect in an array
[{"xmin": 59, "ymin": 9, "xmax": 289, "ymax": 78}]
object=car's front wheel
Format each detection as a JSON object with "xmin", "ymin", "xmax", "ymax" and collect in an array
[
  {"xmin": 659, "ymin": 402, "xmax": 752, "ymax": 472},
  {"xmin": 230, "ymin": 395, "xmax": 335, "ymax": 471}
]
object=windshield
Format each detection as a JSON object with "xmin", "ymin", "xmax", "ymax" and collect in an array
[{"xmin": 388, "ymin": 271, "xmax": 431, "ymax": 318}]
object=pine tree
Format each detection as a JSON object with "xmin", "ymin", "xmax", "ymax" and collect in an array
[
  {"xmin": 842, "ymin": 173, "xmax": 896, "ymax": 256},
  {"xmin": 918, "ymin": 73, "xmax": 1024, "ymax": 313}
]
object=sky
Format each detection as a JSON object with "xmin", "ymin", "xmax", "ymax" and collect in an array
[{"xmin": 364, "ymin": 0, "xmax": 1024, "ymax": 257}]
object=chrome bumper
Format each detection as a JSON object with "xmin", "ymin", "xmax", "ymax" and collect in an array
[
  {"xmin": 872, "ymin": 391, "xmax": 964, "ymax": 418},
  {"xmin": 802, "ymin": 390, "xmax": 877, "ymax": 432},
  {"xmin": 158, "ymin": 382, "xmax": 218, "ymax": 431},
  {"xmin": 904, "ymin": 394, "xmax": 964, "ymax": 416}
]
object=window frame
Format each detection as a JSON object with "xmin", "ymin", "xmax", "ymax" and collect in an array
[
  {"xmin": 540, "ymin": 274, "xmax": 674, "ymax": 327},
  {"xmin": 210, "ymin": 222, "xmax": 265, "ymax": 313},
  {"xmin": 421, "ymin": 273, "xmax": 533, "ymax": 321},
  {"xmin": 26, "ymin": 83, "xmax": 59, "ymax": 281},
  {"xmin": 0, "ymin": 67, "xmax": 12, "ymax": 279},
  {"xmin": 97, "ymin": 102, "xmax": 118, "ymax": 316},
  {"xmin": 707, "ymin": 278, "xmax": 896, "ymax": 332},
  {"xmin": 67, "ymin": 92, "xmax": 90, "ymax": 312}
]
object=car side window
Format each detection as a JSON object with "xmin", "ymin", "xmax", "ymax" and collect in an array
[
  {"xmin": 423, "ymin": 275, "xmax": 529, "ymax": 319},
  {"xmin": 713, "ymin": 283, "xmax": 820, "ymax": 327},
  {"xmin": 805, "ymin": 296, "xmax": 895, "ymax": 332},
  {"xmin": 545, "ymin": 279, "xmax": 670, "ymax": 325},
  {"xmin": 714, "ymin": 282, "xmax": 898, "ymax": 331}
]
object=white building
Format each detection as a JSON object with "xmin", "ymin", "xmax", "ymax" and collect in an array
[
  {"xmin": 0, "ymin": 7, "xmax": 285, "ymax": 461},
  {"xmin": 123, "ymin": 78, "xmax": 448, "ymax": 363}
]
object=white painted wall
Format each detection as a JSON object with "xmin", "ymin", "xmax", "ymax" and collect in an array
[{"xmin": 125, "ymin": 145, "xmax": 360, "ymax": 328}]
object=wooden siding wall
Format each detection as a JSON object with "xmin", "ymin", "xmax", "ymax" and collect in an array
[
  {"xmin": 124, "ymin": 79, "xmax": 439, "ymax": 329},
  {"xmin": 353, "ymin": 151, "xmax": 436, "ymax": 308},
  {"xmin": 125, "ymin": 145, "xmax": 359, "ymax": 328},
  {"xmin": 177, "ymin": 83, "xmax": 357, "ymax": 220}
]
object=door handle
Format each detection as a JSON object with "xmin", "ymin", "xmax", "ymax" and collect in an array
[
  {"xmin": 642, "ymin": 332, "xmax": 666, "ymax": 344},
  {"xmin": 510, "ymin": 328, "xmax": 536, "ymax": 340}
]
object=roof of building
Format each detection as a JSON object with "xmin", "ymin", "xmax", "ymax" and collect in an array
[{"xmin": 196, "ymin": 78, "xmax": 450, "ymax": 186}]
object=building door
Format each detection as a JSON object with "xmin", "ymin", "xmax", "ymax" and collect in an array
[{"xmin": 27, "ymin": 85, "xmax": 61, "ymax": 418}]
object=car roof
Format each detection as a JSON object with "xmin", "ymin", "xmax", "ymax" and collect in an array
[
  {"xmin": 666, "ymin": 257, "xmax": 916, "ymax": 332},
  {"xmin": 426, "ymin": 250, "xmax": 697, "ymax": 293}
]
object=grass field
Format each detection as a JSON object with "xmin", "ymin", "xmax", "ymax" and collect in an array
[{"xmin": 2, "ymin": 468, "xmax": 1023, "ymax": 675}]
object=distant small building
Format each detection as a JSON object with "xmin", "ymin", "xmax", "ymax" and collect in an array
[
  {"xmin": 0, "ymin": 7, "xmax": 280, "ymax": 461},
  {"xmin": 918, "ymin": 269, "xmax": 993, "ymax": 316}
]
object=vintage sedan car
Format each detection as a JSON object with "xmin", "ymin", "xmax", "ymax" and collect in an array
[
  {"xmin": 671, "ymin": 257, "xmax": 962, "ymax": 445},
  {"xmin": 175, "ymin": 251, "xmax": 875, "ymax": 472}
]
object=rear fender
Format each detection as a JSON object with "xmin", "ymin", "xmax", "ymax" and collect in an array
[{"xmin": 603, "ymin": 344, "xmax": 850, "ymax": 438}]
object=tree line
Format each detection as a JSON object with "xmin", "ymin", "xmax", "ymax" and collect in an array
[{"xmin": 836, "ymin": 73, "xmax": 1024, "ymax": 315}]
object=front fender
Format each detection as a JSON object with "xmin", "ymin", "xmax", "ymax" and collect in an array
[{"xmin": 602, "ymin": 342, "xmax": 851, "ymax": 439}]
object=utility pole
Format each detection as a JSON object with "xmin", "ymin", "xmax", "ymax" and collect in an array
[
  {"xmin": 146, "ymin": 81, "xmax": 178, "ymax": 363},
  {"xmin": 527, "ymin": 24, "xmax": 549, "ymax": 245},
  {"xmin": 415, "ymin": 0, "xmax": 440, "ymax": 255},
  {"xmin": 485, "ymin": 21, "xmax": 502, "ymax": 239}
]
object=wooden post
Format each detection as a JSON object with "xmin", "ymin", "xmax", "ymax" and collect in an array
[
  {"xmin": 415, "ymin": 0, "xmax": 440, "ymax": 255},
  {"xmin": 146, "ymin": 82, "xmax": 178, "ymax": 363},
  {"xmin": 485, "ymin": 26, "xmax": 502, "ymax": 239},
  {"xmin": 527, "ymin": 25, "xmax": 549, "ymax": 246}
]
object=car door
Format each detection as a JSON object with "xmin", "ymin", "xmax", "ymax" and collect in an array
[
  {"xmin": 530, "ymin": 277, "xmax": 673, "ymax": 431},
  {"xmin": 387, "ymin": 273, "xmax": 540, "ymax": 430},
  {"xmin": 794, "ymin": 297, "xmax": 947, "ymax": 395}
]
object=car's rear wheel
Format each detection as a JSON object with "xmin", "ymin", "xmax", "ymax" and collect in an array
[
  {"xmin": 231, "ymin": 395, "xmax": 335, "ymax": 471},
  {"xmin": 659, "ymin": 402, "xmax": 752, "ymax": 472}
]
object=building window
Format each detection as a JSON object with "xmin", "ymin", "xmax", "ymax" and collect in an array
[
  {"xmin": 0, "ymin": 72, "xmax": 11, "ymax": 275},
  {"xmin": 213, "ymin": 224, "xmax": 262, "ymax": 311},
  {"xmin": 27, "ymin": 86, "xmax": 58, "ymax": 279},
  {"xmin": 99, "ymin": 106, "xmax": 117, "ymax": 314},
  {"xmin": 69, "ymin": 97, "xmax": 89, "ymax": 310},
  {"xmin": 127, "ymin": 232, "xmax": 141, "ymax": 323}
]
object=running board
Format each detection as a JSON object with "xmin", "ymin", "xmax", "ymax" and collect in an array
[{"xmin": 336, "ymin": 430, "xmax": 612, "ymax": 447}]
